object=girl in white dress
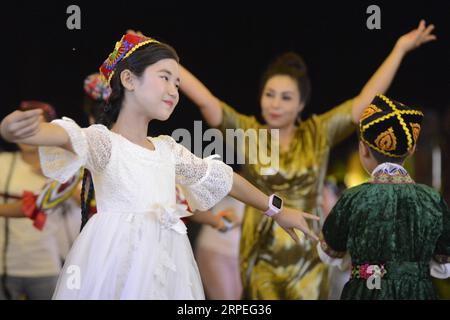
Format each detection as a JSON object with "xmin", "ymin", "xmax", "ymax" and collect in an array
[{"xmin": 0, "ymin": 34, "xmax": 318, "ymax": 299}]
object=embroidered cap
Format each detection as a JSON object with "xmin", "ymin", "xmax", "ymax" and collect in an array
[
  {"xmin": 100, "ymin": 34, "xmax": 160, "ymax": 84},
  {"xmin": 359, "ymin": 94, "xmax": 424, "ymax": 158}
]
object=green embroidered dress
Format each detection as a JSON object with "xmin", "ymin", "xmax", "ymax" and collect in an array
[{"xmin": 321, "ymin": 163, "xmax": 450, "ymax": 299}]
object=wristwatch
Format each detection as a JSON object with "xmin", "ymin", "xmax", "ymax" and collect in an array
[{"xmin": 264, "ymin": 194, "xmax": 283, "ymax": 217}]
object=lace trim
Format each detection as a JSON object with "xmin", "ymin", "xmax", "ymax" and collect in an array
[
  {"xmin": 179, "ymin": 159, "xmax": 233, "ymax": 211},
  {"xmin": 159, "ymin": 135, "xmax": 233, "ymax": 211}
]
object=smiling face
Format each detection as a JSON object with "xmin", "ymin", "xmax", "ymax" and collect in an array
[
  {"xmin": 260, "ymin": 75, "xmax": 304, "ymax": 129},
  {"xmin": 125, "ymin": 58, "xmax": 180, "ymax": 121}
]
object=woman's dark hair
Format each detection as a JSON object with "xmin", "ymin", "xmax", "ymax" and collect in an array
[
  {"xmin": 80, "ymin": 41, "xmax": 179, "ymax": 230},
  {"xmin": 260, "ymin": 52, "xmax": 311, "ymax": 105}
]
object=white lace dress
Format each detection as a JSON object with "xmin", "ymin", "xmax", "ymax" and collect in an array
[{"xmin": 38, "ymin": 117, "xmax": 233, "ymax": 300}]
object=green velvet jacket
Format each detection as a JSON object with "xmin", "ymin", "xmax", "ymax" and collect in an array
[{"xmin": 322, "ymin": 166, "xmax": 450, "ymax": 300}]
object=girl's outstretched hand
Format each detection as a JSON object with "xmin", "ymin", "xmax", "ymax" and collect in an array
[
  {"xmin": 0, "ymin": 109, "xmax": 43, "ymax": 143},
  {"xmin": 273, "ymin": 207, "xmax": 320, "ymax": 243},
  {"xmin": 395, "ymin": 20, "xmax": 436, "ymax": 54}
]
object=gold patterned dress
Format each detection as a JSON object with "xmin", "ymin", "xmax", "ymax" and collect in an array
[{"xmin": 218, "ymin": 99, "xmax": 354, "ymax": 299}]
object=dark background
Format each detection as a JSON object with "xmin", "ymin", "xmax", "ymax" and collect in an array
[{"xmin": 0, "ymin": 0, "xmax": 449, "ymax": 142}]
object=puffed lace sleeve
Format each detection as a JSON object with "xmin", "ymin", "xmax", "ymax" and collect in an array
[
  {"xmin": 160, "ymin": 136, "xmax": 233, "ymax": 211},
  {"xmin": 39, "ymin": 117, "xmax": 112, "ymax": 183}
]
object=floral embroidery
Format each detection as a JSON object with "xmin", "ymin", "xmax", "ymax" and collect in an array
[
  {"xmin": 360, "ymin": 104, "xmax": 383, "ymax": 122},
  {"xmin": 374, "ymin": 127, "xmax": 397, "ymax": 152},
  {"xmin": 351, "ymin": 263, "xmax": 387, "ymax": 280},
  {"xmin": 151, "ymin": 203, "xmax": 192, "ymax": 234}
]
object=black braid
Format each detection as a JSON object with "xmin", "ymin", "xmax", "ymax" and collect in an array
[
  {"xmin": 80, "ymin": 168, "xmax": 94, "ymax": 231},
  {"xmin": 98, "ymin": 64, "xmax": 124, "ymax": 128}
]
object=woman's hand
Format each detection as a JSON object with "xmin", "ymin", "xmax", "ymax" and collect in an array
[
  {"xmin": 0, "ymin": 109, "xmax": 43, "ymax": 143},
  {"xmin": 395, "ymin": 20, "xmax": 436, "ymax": 55},
  {"xmin": 126, "ymin": 29, "xmax": 145, "ymax": 37},
  {"xmin": 272, "ymin": 207, "xmax": 320, "ymax": 242},
  {"xmin": 214, "ymin": 208, "xmax": 241, "ymax": 232}
]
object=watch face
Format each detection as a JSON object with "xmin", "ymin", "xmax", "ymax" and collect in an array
[{"xmin": 272, "ymin": 195, "xmax": 283, "ymax": 209}]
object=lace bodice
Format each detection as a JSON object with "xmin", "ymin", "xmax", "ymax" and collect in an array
[{"xmin": 39, "ymin": 118, "xmax": 233, "ymax": 212}]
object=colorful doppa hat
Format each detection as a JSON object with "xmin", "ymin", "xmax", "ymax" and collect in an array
[
  {"xmin": 359, "ymin": 94, "xmax": 424, "ymax": 158},
  {"xmin": 83, "ymin": 73, "xmax": 111, "ymax": 101},
  {"xmin": 100, "ymin": 34, "xmax": 160, "ymax": 84}
]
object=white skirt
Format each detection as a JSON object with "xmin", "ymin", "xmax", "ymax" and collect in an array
[{"xmin": 52, "ymin": 206, "xmax": 205, "ymax": 300}]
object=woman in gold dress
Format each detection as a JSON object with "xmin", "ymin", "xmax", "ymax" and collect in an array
[{"xmin": 179, "ymin": 21, "xmax": 436, "ymax": 299}]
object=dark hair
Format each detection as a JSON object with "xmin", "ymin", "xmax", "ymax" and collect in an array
[
  {"xmin": 368, "ymin": 147, "xmax": 407, "ymax": 165},
  {"xmin": 356, "ymin": 127, "xmax": 408, "ymax": 165},
  {"xmin": 260, "ymin": 52, "xmax": 311, "ymax": 105},
  {"xmin": 80, "ymin": 41, "xmax": 179, "ymax": 230}
]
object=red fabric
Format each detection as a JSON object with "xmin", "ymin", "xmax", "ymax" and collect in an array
[
  {"xmin": 32, "ymin": 211, "xmax": 47, "ymax": 231},
  {"xmin": 22, "ymin": 191, "xmax": 37, "ymax": 219},
  {"xmin": 21, "ymin": 191, "xmax": 46, "ymax": 230}
]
